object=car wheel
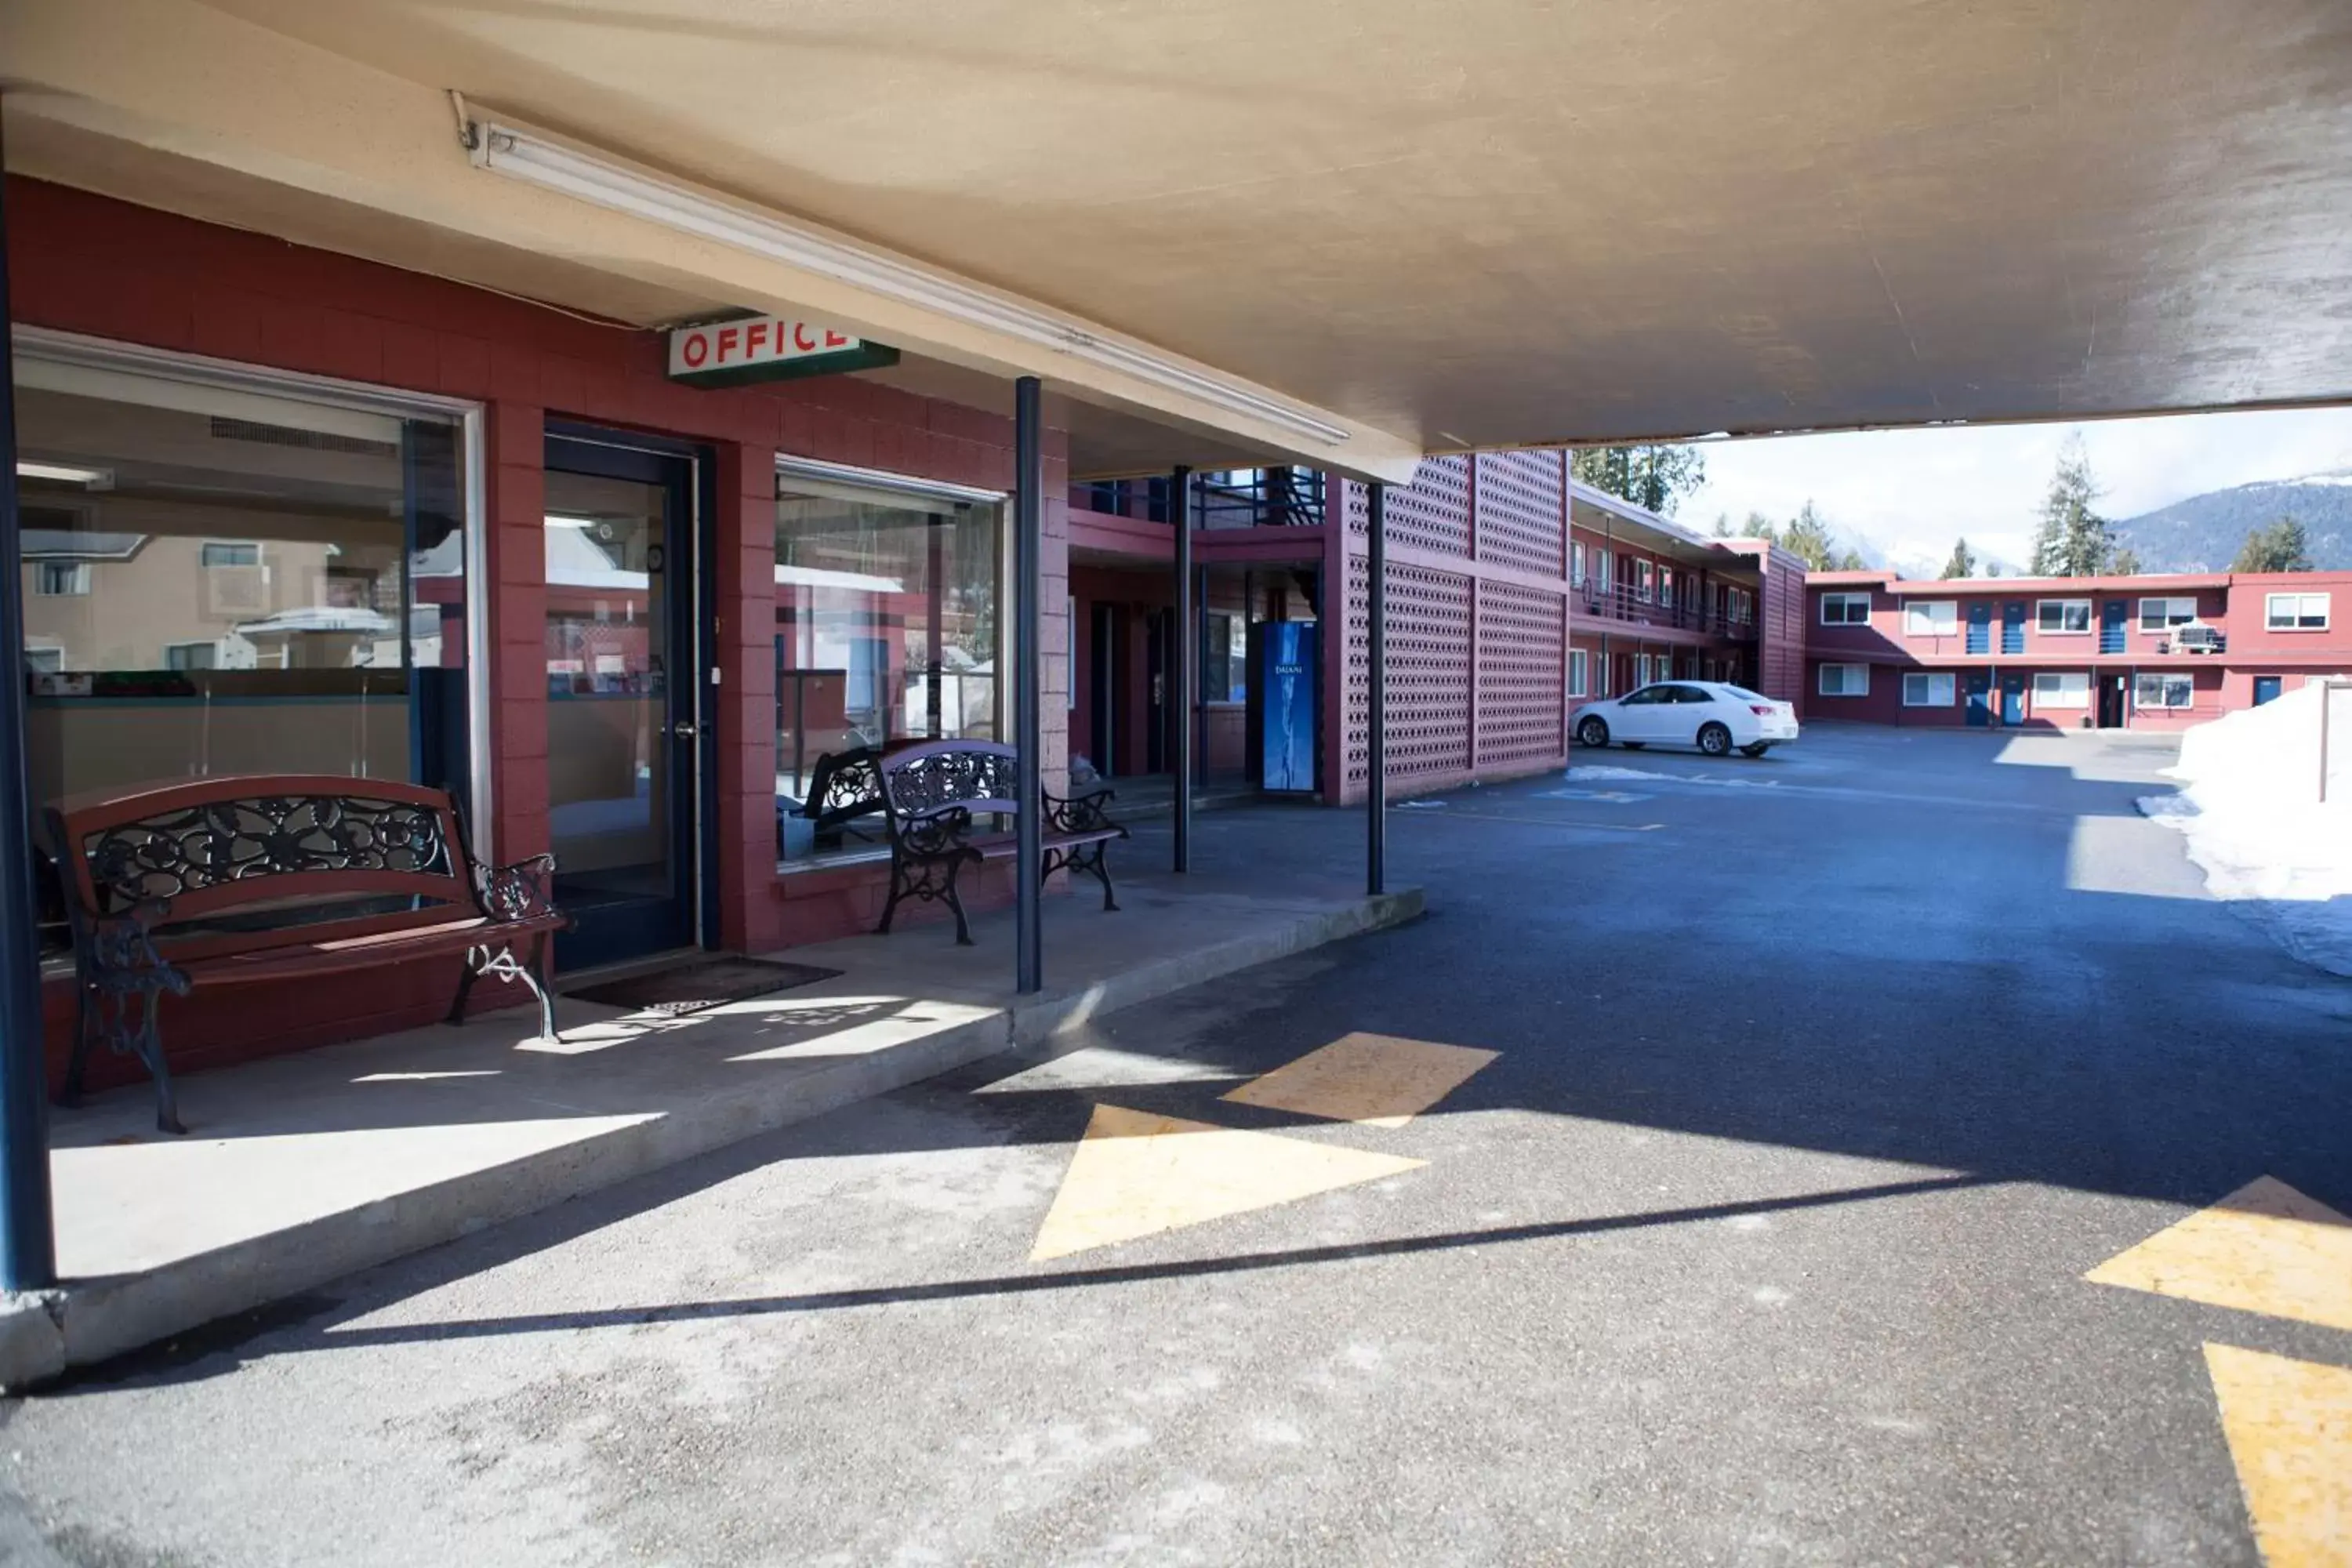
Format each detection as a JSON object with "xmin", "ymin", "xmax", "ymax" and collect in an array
[
  {"xmin": 1697, "ymin": 723, "xmax": 1733, "ymax": 757},
  {"xmin": 1575, "ymin": 715, "xmax": 1610, "ymax": 748},
  {"xmin": 1740, "ymin": 742, "xmax": 1771, "ymax": 758}
]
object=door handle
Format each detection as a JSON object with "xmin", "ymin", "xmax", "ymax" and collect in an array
[{"xmin": 671, "ymin": 721, "xmax": 699, "ymax": 739}]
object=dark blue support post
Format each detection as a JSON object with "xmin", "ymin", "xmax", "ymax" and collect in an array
[
  {"xmin": 0, "ymin": 127, "xmax": 60, "ymax": 1291},
  {"xmin": 1170, "ymin": 465, "xmax": 1192, "ymax": 873},
  {"xmin": 1014, "ymin": 376, "xmax": 1044, "ymax": 994},
  {"xmin": 1367, "ymin": 481, "xmax": 1388, "ymax": 898}
]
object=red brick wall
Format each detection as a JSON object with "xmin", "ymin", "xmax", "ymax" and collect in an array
[{"xmin": 9, "ymin": 176, "xmax": 1065, "ymax": 1087}]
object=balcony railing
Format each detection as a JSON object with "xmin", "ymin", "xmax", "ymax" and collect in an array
[
  {"xmin": 1074, "ymin": 468, "xmax": 1325, "ymax": 530},
  {"xmin": 1576, "ymin": 583, "xmax": 1758, "ymax": 639}
]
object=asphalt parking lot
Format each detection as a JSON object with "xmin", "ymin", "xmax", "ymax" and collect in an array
[{"xmin": 6, "ymin": 723, "xmax": 2347, "ymax": 1566}]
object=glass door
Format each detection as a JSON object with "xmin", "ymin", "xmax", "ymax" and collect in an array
[{"xmin": 543, "ymin": 434, "xmax": 700, "ymax": 969}]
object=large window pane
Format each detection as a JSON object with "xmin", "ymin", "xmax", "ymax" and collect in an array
[
  {"xmin": 15, "ymin": 352, "xmax": 468, "ymax": 942},
  {"xmin": 774, "ymin": 473, "xmax": 1000, "ymax": 859}
]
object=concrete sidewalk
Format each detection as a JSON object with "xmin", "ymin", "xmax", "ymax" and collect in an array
[{"xmin": 0, "ymin": 870, "xmax": 1420, "ymax": 1388}]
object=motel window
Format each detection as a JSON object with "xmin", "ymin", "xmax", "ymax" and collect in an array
[
  {"xmin": 2139, "ymin": 597, "xmax": 2198, "ymax": 632},
  {"xmin": 1595, "ymin": 551, "xmax": 1613, "ymax": 592},
  {"xmin": 2135, "ymin": 673, "xmax": 2193, "ymax": 710},
  {"xmin": 13, "ymin": 339, "xmax": 473, "ymax": 948},
  {"xmin": 1817, "ymin": 663, "xmax": 1869, "ymax": 697},
  {"xmin": 1201, "ymin": 612, "xmax": 1247, "ymax": 705},
  {"xmin": 2266, "ymin": 592, "xmax": 2330, "ymax": 630},
  {"xmin": 2037, "ymin": 599, "xmax": 2092, "ymax": 634},
  {"xmin": 1820, "ymin": 591, "xmax": 1871, "ymax": 626},
  {"xmin": 1568, "ymin": 648, "xmax": 1588, "ymax": 698},
  {"xmin": 2033, "ymin": 671, "xmax": 2091, "ymax": 708},
  {"xmin": 1902, "ymin": 671, "xmax": 1955, "ymax": 706},
  {"xmin": 1903, "ymin": 600, "xmax": 1958, "ymax": 637},
  {"xmin": 1658, "ymin": 571, "xmax": 1675, "ymax": 608},
  {"xmin": 200, "ymin": 540, "xmax": 261, "ymax": 569},
  {"xmin": 1633, "ymin": 560, "xmax": 1653, "ymax": 601},
  {"xmin": 31, "ymin": 561, "xmax": 90, "ymax": 597},
  {"xmin": 774, "ymin": 465, "xmax": 1002, "ymax": 860},
  {"xmin": 1570, "ymin": 542, "xmax": 1585, "ymax": 587}
]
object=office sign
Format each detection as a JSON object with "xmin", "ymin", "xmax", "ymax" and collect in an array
[{"xmin": 666, "ymin": 316, "xmax": 899, "ymax": 388}]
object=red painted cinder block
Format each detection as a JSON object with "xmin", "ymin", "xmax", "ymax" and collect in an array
[
  {"xmin": 437, "ymin": 334, "xmax": 493, "ymax": 397},
  {"xmin": 378, "ymin": 319, "xmax": 441, "ymax": 392},
  {"xmin": 317, "ymin": 309, "xmax": 386, "ymax": 383},
  {"xmin": 256, "ymin": 301, "xmax": 327, "ymax": 375},
  {"xmin": 191, "ymin": 288, "xmax": 267, "ymax": 365}
]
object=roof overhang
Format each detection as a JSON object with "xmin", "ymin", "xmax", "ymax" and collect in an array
[{"xmin": 7, "ymin": 0, "xmax": 2351, "ymax": 477}]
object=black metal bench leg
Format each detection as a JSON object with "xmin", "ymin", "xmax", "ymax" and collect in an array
[
  {"xmin": 59, "ymin": 989, "xmax": 97, "ymax": 1109},
  {"xmin": 877, "ymin": 857, "xmax": 906, "ymax": 935},
  {"xmin": 518, "ymin": 931, "xmax": 560, "ymax": 1044},
  {"xmin": 943, "ymin": 857, "xmax": 975, "ymax": 946},
  {"xmin": 1091, "ymin": 843, "xmax": 1120, "ymax": 913},
  {"xmin": 125, "ymin": 992, "xmax": 185, "ymax": 1137},
  {"xmin": 446, "ymin": 953, "xmax": 481, "ymax": 1025}
]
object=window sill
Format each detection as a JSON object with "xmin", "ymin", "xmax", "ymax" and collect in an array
[{"xmin": 778, "ymin": 844, "xmax": 892, "ymax": 877}]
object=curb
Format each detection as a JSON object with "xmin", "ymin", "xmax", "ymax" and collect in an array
[{"xmin": 0, "ymin": 885, "xmax": 1421, "ymax": 1390}]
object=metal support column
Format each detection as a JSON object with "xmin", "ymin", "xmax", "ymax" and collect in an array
[
  {"xmin": 1170, "ymin": 465, "xmax": 1192, "ymax": 872},
  {"xmin": 1367, "ymin": 481, "xmax": 1388, "ymax": 897},
  {"xmin": 0, "ymin": 127, "xmax": 60, "ymax": 1291},
  {"xmin": 1013, "ymin": 376, "xmax": 1044, "ymax": 994}
]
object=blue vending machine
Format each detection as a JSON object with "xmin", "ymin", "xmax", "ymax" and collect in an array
[{"xmin": 1250, "ymin": 620, "xmax": 1320, "ymax": 795}]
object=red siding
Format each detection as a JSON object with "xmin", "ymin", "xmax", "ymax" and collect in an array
[{"xmin": 9, "ymin": 176, "xmax": 1065, "ymax": 1088}]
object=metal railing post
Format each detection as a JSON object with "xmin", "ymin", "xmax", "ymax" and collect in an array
[
  {"xmin": 1014, "ymin": 376, "xmax": 1043, "ymax": 994},
  {"xmin": 0, "ymin": 125, "xmax": 59, "ymax": 1291},
  {"xmin": 1171, "ymin": 465, "xmax": 1192, "ymax": 872},
  {"xmin": 1367, "ymin": 482, "xmax": 1388, "ymax": 897}
]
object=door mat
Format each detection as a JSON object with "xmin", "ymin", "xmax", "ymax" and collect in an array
[{"xmin": 564, "ymin": 957, "xmax": 844, "ymax": 1017}]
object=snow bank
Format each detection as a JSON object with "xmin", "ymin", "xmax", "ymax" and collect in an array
[{"xmin": 2140, "ymin": 681, "xmax": 2352, "ymax": 975}]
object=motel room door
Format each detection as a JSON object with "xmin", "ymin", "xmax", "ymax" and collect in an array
[
  {"xmin": 2000, "ymin": 675, "xmax": 2027, "ymax": 726},
  {"xmin": 1965, "ymin": 673, "xmax": 1991, "ymax": 727},
  {"xmin": 541, "ymin": 430, "xmax": 710, "ymax": 971}
]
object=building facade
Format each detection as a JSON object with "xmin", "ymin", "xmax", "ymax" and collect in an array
[
  {"xmin": 1804, "ymin": 568, "xmax": 2352, "ymax": 729},
  {"xmin": 9, "ymin": 176, "xmax": 1820, "ymax": 1091}
]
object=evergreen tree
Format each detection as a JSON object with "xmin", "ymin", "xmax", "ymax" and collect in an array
[
  {"xmin": 1744, "ymin": 510, "xmax": 1778, "ymax": 544},
  {"xmin": 1570, "ymin": 445, "xmax": 1708, "ymax": 517},
  {"xmin": 2231, "ymin": 516, "xmax": 2314, "ymax": 572},
  {"xmin": 2110, "ymin": 546, "xmax": 2143, "ymax": 575},
  {"xmin": 1940, "ymin": 538, "xmax": 1976, "ymax": 579},
  {"xmin": 2031, "ymin": 434, "xmax": 2113, "ymax": 576},
  {"xmin": 1777, "ymin": 500, "xmax": 1844, "ymax": 570},
  {"xmin": 1711, "ymin": 512, "xmax": 1732, "ymax": 538}
]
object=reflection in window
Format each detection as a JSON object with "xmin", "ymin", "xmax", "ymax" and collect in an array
[
  {"xmin": 774, "ymin": 471, "xmax": 1000, "ymax": 858},
  {"xmin": 13, "ymin": 351, "xmax": 469, "ymax": 943}
]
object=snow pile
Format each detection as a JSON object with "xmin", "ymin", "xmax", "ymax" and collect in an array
[
  {"xmin": 2140, "ymin": 681, "xmax": 2352, "ymax": 974},
  {"xmin": 1563, "ymin": 765, "xmax": 1784, "ymax": 790}
]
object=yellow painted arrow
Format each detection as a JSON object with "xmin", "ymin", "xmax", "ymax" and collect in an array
[
  {"xmin": 2203, "ymin": 1344, "xmax": 2352, "ymax": 1568},
  {"xmin": 2085, "ymin": 1177, "xmax": 2352, "ymax": 1334},
  {"xmin": 1029, "ymin": 1103, "xmax": 1425, "ymax": 1262}
]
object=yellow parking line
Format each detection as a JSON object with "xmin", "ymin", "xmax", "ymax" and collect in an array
[
  {"xmin": 1221, "ymin": 1032, "xmax": 1499, "ymax": 1128},
  {"xmin": 2202, "ymin": 1344, "xmax": 2352, "ymax": 1568},
  {"xmin": 1029, "ymin": 1104, "xmax": 1425, "ymax": 1261},
  {"xmin": 2084, "ymin": 1176, "xmax": 2352, "ymax": 1333}
]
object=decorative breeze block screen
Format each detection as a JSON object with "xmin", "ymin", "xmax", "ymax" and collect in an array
[{"xmin": 1472, "ymin": 452, "xmax": 1566, "ymax": 576}]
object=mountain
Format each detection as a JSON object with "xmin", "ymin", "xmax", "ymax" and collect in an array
[{"xmin": 2110, "ymin": 473, "xmax": 2352, "ymax": 572}]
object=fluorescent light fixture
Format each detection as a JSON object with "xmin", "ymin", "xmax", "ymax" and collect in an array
[
  {"xmin": 544, "ymin": 514, "xmax": 598, "ymax": 529},
  {"xmin": 469, "ymin": 121, "xmax": 1351, "ymax": 447},
  {"xmin": 17, "ymin": 460, "xmax": 113, "ymax": 488}
]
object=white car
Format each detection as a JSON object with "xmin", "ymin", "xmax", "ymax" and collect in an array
[{"xmin": 1573, "ymin": 681, "xmax": 1799, "ymax": 758}]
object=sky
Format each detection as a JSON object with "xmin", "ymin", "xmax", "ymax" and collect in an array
[{"xmin": 1677, "ymin": 406, "xmax": 2352, "ymax": 574}]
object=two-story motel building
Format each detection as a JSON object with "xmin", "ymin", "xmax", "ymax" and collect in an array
[{"xmin": 1804, "ymin": 568, "xmax": 2352, "ymax": 729}]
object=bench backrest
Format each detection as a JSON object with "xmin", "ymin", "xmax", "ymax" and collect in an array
[
  {"xmin": 43, "ymin": 775, "xmax": 481, "ymax": 961},
  {"xmin": 879, "ymin": 741, "xmax": 1019, "ymax": 822}
]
